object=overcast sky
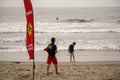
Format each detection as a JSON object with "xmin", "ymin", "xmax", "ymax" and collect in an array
[{"xmin": 0, "ymin": 0, "xmax": 120, "ymax": 7}]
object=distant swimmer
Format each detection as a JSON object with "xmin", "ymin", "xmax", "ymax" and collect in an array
[{"xmin": 56, "ymin": 17, "xmax": 59, "ymax": 21}]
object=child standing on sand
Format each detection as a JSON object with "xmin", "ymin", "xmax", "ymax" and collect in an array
[{"xmin": 68, "ymin": 42, "xmax": 76, "ymax": 62}]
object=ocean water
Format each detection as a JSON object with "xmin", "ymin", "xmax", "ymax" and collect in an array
[{"xmin": 0, "ymin": 7, "xmax": 120, "ymax": 52}]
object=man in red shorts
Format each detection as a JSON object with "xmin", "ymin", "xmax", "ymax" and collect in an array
[{"xmin": 44, "ymin": 37, "xmax": 58, "ymax": 75}]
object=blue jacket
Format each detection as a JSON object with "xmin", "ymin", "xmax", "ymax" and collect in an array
[{"xmin": 47, "ymin": 42, "xmax": 57, "ymax": 57}]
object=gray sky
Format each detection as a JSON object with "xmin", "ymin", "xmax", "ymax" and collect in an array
[{"xmin": 0, "ymin": 0, "xmax": 120, "ymax": 7}]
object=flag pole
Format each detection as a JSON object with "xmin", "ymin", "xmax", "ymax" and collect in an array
[
  {"xmin": 33, "ymin": 1, "xmax": 35, "ymax": 79},
  {"xmin": 33, "ymin": 58, "xmax": 35, "ymax": 80},
  {"xmin": 23, "ymin": 0, "xmax": 35, "ymax": 80},
  {"xmin": 33, "ymin": 14, "xmax": 35, "ymax": 80},
  {"xmin": 32, "ymin": 29, "xmax": 35, "ymax": 80}
]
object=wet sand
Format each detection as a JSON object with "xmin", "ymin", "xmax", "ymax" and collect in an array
[{"xmin": 0, "ymin": 50, "xmax": 120, "ymax": 62}]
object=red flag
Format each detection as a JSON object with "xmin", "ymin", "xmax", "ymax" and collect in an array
[{"xmin": 23, "ymin": 0, "xmax": 34, "ymax": 59}]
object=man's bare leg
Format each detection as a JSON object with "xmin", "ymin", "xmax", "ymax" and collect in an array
[
  {"xmin": 47, "ymin": 64, "xmax": 50, "ymax": 75},
  {"xmin": 55, "ymin": 64, "xmax": 58, "ymax": 74}
]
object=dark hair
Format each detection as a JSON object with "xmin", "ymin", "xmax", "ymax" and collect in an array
[
  {"xmin": 73, "ymin": 42, "xmax": 76, "ymax": 45},
  {"xmin": 51, "ymin": 37, "xmax": 55, "ymax": 43}
]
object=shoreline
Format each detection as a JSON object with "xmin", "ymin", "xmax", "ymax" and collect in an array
[
  {"xmin": 0, "ymin": 32, "xmax": 120, "ymax": 51},
  {"xmin": 0, "ymin": 50, "xmax": 120, "ymax": 62}
]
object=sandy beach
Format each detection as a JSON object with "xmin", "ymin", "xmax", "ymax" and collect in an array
[
  {"xmin": 0, "ymin": 50, "xmax": 120, "ymax": 80},
  {"xmin": 0, "ymin": 49, "xmax": 120, "ymax": 80},
  {"xmin": 0, "ymin": 61, "xmax": 120, "ymax": 80}
]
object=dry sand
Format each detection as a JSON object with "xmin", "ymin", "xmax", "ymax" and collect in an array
[{"xmin": 0, "ymin": 61, "xmax": 120, "ymax": 80}]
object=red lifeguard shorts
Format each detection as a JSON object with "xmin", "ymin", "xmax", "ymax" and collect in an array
[{"xmin": 47, "ymin": 55, "xmax": 58, "ymax": 65}]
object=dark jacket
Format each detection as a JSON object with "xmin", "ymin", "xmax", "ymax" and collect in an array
[
  {"xmin": 69, "ymin": 44, "xmax": 74, "ymax": 53},
  {"xmin": 47, "ymin": 42, "xmax": 57, "ymax": 57}
]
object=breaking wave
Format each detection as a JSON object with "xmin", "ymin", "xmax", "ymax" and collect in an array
[
  {"xmin": 0, "ymin": 37, "xmax": 24, "ymax": 42},
  {"xmin": 0, "ymin": 29, "xmax": 120, "ymax": 33},
  {"xmin": 0, "ymin": 21, "xmax": 120, "ymax": 33},
  {"xmin": 63, "ymin": 18, "xmax": 93, "ymax": 23},
  {"xmin": 37, "ymin": 29, "xmax": 120, "ymax": 33}
]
